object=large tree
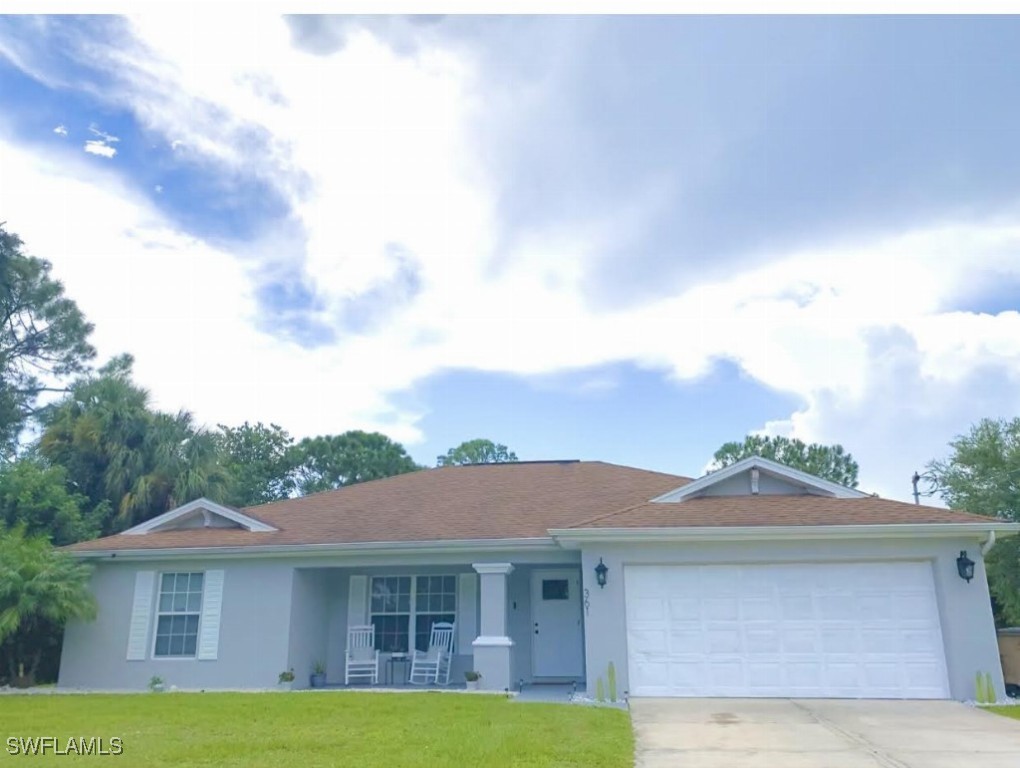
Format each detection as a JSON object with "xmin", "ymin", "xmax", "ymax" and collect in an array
[
  {"xmin": 925, "ymin": 417, "xmax": 1020, "ymax": 624},
  {"xmin": 39, "ymin": 356, "xmax": 229, "ymax": 533},
  {"xmin": 437, "ymin": 438, "xmax": 519, "ymax": 467},
  {"xmin": 294, "ymin": 431, "xmax": 421, "ymax": 495},
  {"xmin": 0, "ymin": 456, "xmax": 95, "ymax": 545},
  {"xmin": 711, "ymin": 434, "xmax": 860, "ymax": 488},
  {"xmin": 0, "ymin": 526, "xmax": 97, "ymax": 686},
  {"xmin": 0, "ymin": 225, "xmax": 95, "ymax": 455},
  {"xmin": 215, "ymin": 421, "xmax": 297, "ymax": 507}
]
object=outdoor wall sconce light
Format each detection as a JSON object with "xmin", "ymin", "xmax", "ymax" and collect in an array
[
  {"xmin": 594, "ymin": 558, "xmax": 609, "ymax": 588},
  {"xmin": 957, "ymin": 551, "xmax": 975, "ymax": 583}
]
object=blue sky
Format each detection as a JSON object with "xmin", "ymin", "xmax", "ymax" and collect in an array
[{"xmin": 2, "ymin": 15, "xmax": 1020, "ymax": 499}]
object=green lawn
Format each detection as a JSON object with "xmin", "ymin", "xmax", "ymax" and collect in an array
[
  {"xmin": 0, "ymin": 691, "xmax": 633, "ymax": 767},
  {"xmin": 986, "ymin": 705, "xmax": 1020, "ymax": 721}
]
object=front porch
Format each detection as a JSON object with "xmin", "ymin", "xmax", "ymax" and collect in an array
[{"xmin": 286, "ymin": 558, "xmax": 587, "ymax": 692}]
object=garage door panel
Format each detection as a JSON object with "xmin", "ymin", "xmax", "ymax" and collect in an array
[
  {"xmin": 859, "ymin": 594, "xmax": 895, "ymax": 618},
  {"xmin": 708, "ymin": 660, "xmax": 744, "ymax": 687},
  {"xmin": 705, "ymin": 597, "xmax": 739, "ymax": 619},
  {"xmin": 629, "ymin": 629, "xmax": 668, "ymax": 655},
  {"xmin": 745, "ymin": 628, "xmax": 780, "ymax": 653},
  {"xmin": 669, "ymin": 629, "xmax": 705, "ymax": 654},
  {"xmin": 625, "ymin": 562, "xmax": 949, "ymax": 699},
  {"xmin": 747, "ymin": 662, "xmax": 782, "ymax": 688},
  {"xmin": 895, "ymin": 593, "xmax": 937, "ymax": 620},
  {"xmin": 629, "ymin": 596, "xmax": 665, "ymax": 621},
  {"xmin": 900, "ymin": 628, "xmax": 941, "ymax": 653},
  {"xmin": 742, "ymin": 597, "xmax": 776, "ymax": 620},
  {"xmin": 782, "ymin": 628, "xmax": 820, "ymax": 653},
  {"xmin": 820, "ymin": 595, "xmax": 858, "ymax": 619},
  {"xmin": 706, "ymin": 628, "xmax": 742, "ymax": 653},
  {"xmin": 781, "ymin": 595, "xmax": 815, "ymax": 620},
  {"xmin": 668, "ymin": 597, "xmax": 700, "ymax": 618}
]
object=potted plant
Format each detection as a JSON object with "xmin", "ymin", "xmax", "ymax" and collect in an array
[
  {"xmin": 278, "ymin": 669, "xmax": 295, "ymax": 691},
  {"xmin": 310, "ymin": 660, "xmax": 327, "ymax": 688},
  {"xmin": 148, "ymin": 675, "xmax": 165, "ymax": 693},
  {"xmin": 464, "ymin": 671, "xmax": 482, "ymax": 691}
]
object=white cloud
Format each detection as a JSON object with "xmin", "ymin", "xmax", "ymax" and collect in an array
[
  {"xmin": 83, "ymin": 139, "xmax": 117, "ymax": 158},
  {"xmin": 83, "ymin": 124, "xmax": 119, "ymax": 157},
  {"xmin": 53, "ymin": 124, "xmax": 68, "ymax": 136},
  {"xmin": 3, "ymin": 16, "xmax": 1020, "ymax": 503}
]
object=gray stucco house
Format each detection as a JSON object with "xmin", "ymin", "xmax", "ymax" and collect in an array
[{"xmin": 60, "ymin": 456, "xmax": 1018, "ymax": 700}]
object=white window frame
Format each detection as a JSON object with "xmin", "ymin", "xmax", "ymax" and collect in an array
[
  {"xmin": 151, "ymin": 571, "xmax": 205, "ymax": 660},
  {"xmin": 369, "ymin": 574, "xmax": 457, "ymax": 654}
]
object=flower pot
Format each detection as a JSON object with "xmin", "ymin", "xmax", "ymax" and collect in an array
[
  {"xmin": 465, "ymin": 680, "xmax": 479, "ymax": 691},
  {"xmin": 310, "ymin": 673, "xmax": 326, "ymax": 688},
  {"xmin": 278, "ymin": 681, "xmax": 293, "ymax": 691}
]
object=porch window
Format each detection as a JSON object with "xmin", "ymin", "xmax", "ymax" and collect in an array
[
  {"xmin": 369, "ymin": 575, "xmax": 456, "ymax": 654},
  {"xmin": 153, "ymin": 572, "xmax": 203, "ymax": 657}
]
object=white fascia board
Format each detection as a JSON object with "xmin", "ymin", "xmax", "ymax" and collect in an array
[
  {"xmin": 472, "ymin": 562, "xmax": 515, "ymax": 575},
  {"xmin": 68, "ymin": 536, "xmax": 561, "ymax": 561},
  {"xmin": 120, "ymin": 498, "xmax": 278, "ymax": 534},
  {"xmin": 548, "ymin": 521, "xmax": 1020, "ymax": 548},
  {"xmin": 651, "ymin": 455, "xmax": 870, "ymax": 502}
]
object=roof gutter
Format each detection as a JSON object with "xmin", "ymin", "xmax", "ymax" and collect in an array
[
  {"xmin": 982, "ymin": 530, "xmax": 998, "ymax": 555},
  {"xmin": 548, "ymin": 521, "xmax": 1020, "ymax": 548},
  {"xmin": 66, "ymin": 536, "xmax": 562, "ymax": 561}
]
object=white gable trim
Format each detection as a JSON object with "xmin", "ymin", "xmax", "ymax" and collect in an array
[
  {"xmin": 120, "ymin": 498, "xmax": 278, "ymax": 535},
  {"xmin": 549, "ymin": 521, "xmax": 1020, "ymax": 546},
  {"xmin": 651, "ymin": 455, "xmax": 870, "ymax": 502}
]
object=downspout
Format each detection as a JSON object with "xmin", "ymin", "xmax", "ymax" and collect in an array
[{"xmin": 981, "ymin": 530, "xmax": 997, "ymax": 556}]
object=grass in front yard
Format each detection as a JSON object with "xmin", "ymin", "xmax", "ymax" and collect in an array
[
  {"xmin": 0, "ymin": 691, "xmax": 633, "ymax": 767},
  {"xmin": 986, "ymin": 705, "xmax": 1020, "ymax": 721}
]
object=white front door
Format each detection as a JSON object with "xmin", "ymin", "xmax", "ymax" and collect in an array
[
  {"xmin": 625, "ymin": 562, "xmax": 951, "ymax": 698},
  {"xmin": 531, "ymin": 569, "xmax": 584, "ymax": 678}
]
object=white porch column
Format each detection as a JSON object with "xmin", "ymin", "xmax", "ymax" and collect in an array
[{"xmin": 471, "ymin": 562, "xmax": 514, "ymax": 691}]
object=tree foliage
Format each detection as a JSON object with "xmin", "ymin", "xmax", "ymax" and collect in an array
[
  {"xmin": 0, "ymin": 225, "xmax": 96, "ymax": 455},
  {"xmin": 0, "ymin": 526, "xmax": 97, "ymax": 686},
  {"xmin": 711, "ymin": 434, "xmax": 860, "ymax": 488},
  {"xmin": 925, "ymin": 417, "xmax": 1020, "ymax": 625},
  {"xmin": 0, "ymin": 456, "xmax": 95, "ymax": 545},
  {"xmin": 437, "ymin": 438, "xmax": 519, "ymax": 467},
  {"xmin": 39, "ymin": 356, "xmax": 229, "ymax": 533},
  {"xmin": 294, "ymin": 431, "xmax": 421, "ymax": 494},
  {"xmin": 215, "ymin": 422, "xmax": 297, "ymax": 507}
]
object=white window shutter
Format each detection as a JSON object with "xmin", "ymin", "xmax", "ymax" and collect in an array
[
  {"xmin": 197, "ymin": 570, "xmax": 225, "ymax": 661},
  {"xmin": 126, "ymin": 571, "xmax": 156, "ymax": 661},
  {"xmin": 457, "ymin": 573, "xmax": 478, "ymax": 654},
  {"xmin": 348, "ymin": 575, "xmax": 368, "ymax": 628}
]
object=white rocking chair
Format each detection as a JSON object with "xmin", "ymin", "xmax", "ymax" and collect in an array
[
  {"xmin": 408, "ymin": 622, "xmax": 455, "ymax": 686},
  {"xmin": 345, "ymin": 625, "xmax": 380, "ymax": 685}
]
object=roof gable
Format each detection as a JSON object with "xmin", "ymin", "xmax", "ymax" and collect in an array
[
  {"xmin": 651, "ymin": 455, "xmax": 869, "ymax": 502},
  {"xmin": 120, "ymin": 498, "xmax": 278, "ymax": 535}
]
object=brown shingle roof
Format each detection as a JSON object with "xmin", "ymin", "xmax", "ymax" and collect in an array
[
  {"xmin": 66, "ymin": 461, "xmax": 1003, "ymax": 554},
  {"xmin": 565, "ymin": 495, "xmax": 998, "ymax": 529},
  {"xmin": 67, "ymin": 461, "xmax": 691, "ymax": 552}
]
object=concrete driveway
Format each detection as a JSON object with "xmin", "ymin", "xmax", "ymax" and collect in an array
[{"xmin": 630, "ymin": 698, "xmax": 1020, "ymax": 767}]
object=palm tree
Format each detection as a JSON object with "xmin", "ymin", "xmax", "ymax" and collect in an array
[
  {"xmin": 116, "ymin": 411, "xmax": 230, "ymax": 527},
  {"xmin": 0, "ymin": 526, "xmax": 97, "ymax": 686},
  {"xmin": 41, "ymin": 360, "xmax": 231, "ymax": 533}
]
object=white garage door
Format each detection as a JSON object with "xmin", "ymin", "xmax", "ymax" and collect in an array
[{"xmin": 625, "ymin": 562, "xmax": 950, "ymax": 698}]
